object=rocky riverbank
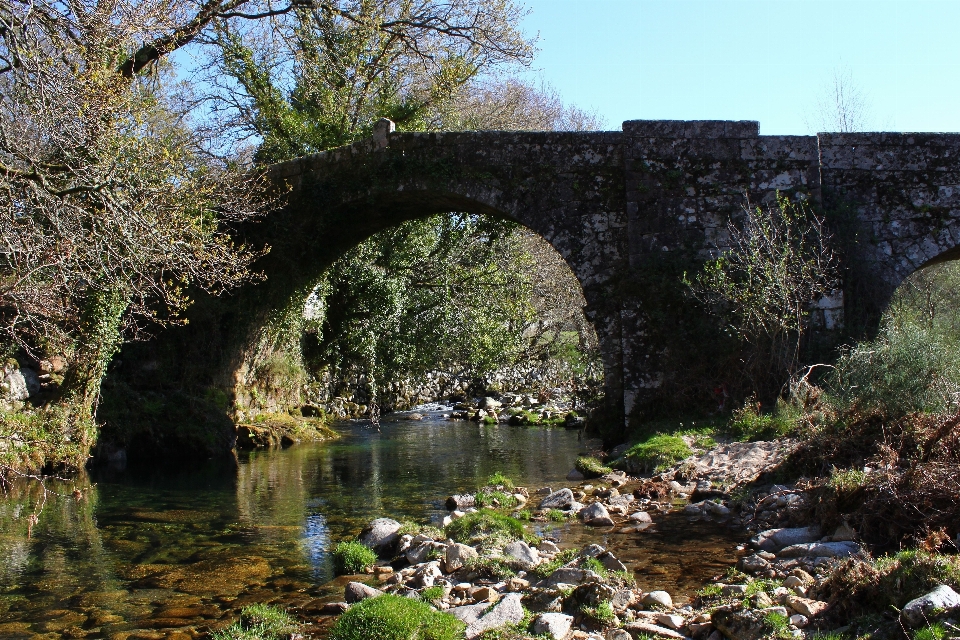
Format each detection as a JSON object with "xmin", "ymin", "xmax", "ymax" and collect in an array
[{"xmin": 302, "ymin": 433, "xmax": 960, "ymax": 640}]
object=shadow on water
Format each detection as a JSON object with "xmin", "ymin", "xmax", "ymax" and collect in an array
[{"xmin": 0, "ymin": 415, "xmax": 740, "ymax": 636}]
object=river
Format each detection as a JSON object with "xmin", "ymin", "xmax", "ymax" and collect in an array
[{"xmin": 0, "ymin": 411, "xmax": 741, "ymax": 638}]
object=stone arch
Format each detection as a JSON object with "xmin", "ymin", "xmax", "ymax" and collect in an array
[{"xmin": 113, "ymin": 121, "xmax": 629, "ymax": 442}]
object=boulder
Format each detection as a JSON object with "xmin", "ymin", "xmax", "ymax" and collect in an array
[
  {"xmin": 465, "ymin": 593, "xmax": 524, "ymax": 639},
  {"xmin": 703, "ymin": 501, "xmax": 731, "ymax": 517},
  {"xmin": 736, "ymin": 554, "xmax": 770, "ymax": 574},
  {"xmin": 538, "ymin": 488, "xmax": 575, "ymax": 510},
  {"xmin": 413, "ymin": 561, "xmax": 443, "ymax": 588},
  {"xmin": 448, "ymin": 602, "xmax": 493, "ymax": 625},
  {"xmin": 358, "ymin": 518, "xmax": 401, "ymax": 554},
  {"xmin": 580, "ymin": 502, "xmax": 615, "ymax": 527},
  {"xmin": 750, "ymin": 526, "xmax": 821, "ymax": 552},
  {"xmin": 503, "ymin": 541, "xmax": 540, "ymax": 570},
  {"xmin": 480, "ymin": 397, "xmax": 502, "ymax": 410},
  {"xmin": 629, "ymin": 511, "xmax": 653, "ymax": 523},
  {"xmin": 538, "ymin": 540, "xmax": 561, "ymax": 555},
  {"xmin": 656, "ymin": 613, "xmax": 685, "ymax": 630},
  {"xmin": 901, "ymin": 584, "xmax": 960, "ymax": 627},
  {"xmin": 598, "ymin": 551, "xmax": 627, "ymax": 573},
  {"xmin": 642, "ymin": 590, "xmax": 673, "ymax": 608},
  {"xmin": 566, "ymin": 469, "xmax": 585, "ymax": 481},
  {"xmin": 785, "ymin": 595, "xmax": 828, "ymax": 618},
  {"xmin": 445, "ymin": 543, "xmax": 478, "ymax": 572},
  {"xmin": 446, "ymin": 494, "xmax": 476, "ymax": 510},
  {"xmin": 344, "ymin": 582, "xmax": 382, "ymax": 603},
  {"xmin": 710, "ymin": 606, "xmax": 769, "ymax": 640},
  {"xmin": 611, "ymin": 588, "xmax": 636, "ymax": 611},
  {"xmin": 777, "ymin": 541, "xmax": 860, "ymax": 558},
  {"xmin": 532, "ymin": 613, "xmax": 573, "ymax": 640}
]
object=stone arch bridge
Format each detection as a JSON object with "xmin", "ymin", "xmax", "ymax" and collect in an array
[{"xmin": 119, "ymin": 119, "xmax": 960, "ymax": 443}]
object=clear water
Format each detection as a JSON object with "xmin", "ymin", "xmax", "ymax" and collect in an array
[{"xmin": 0, "ymin": 415, "xmax": 740, "ymax": 638}]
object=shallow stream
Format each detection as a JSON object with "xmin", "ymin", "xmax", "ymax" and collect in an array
[{"xmin": 0, "ymin": 412, "xmax": 741, "ymax": 638}]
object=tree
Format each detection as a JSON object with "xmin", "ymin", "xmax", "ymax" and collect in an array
[
  {"xmin": 687, "ymin": 195, "xmax": 839, "ymax": 400},
  {"xmin": 0, "ymin": 2, "xmax": 271, "ymax": 429},
  {"xmin": 206, "ymin": 1, "xmax": 600, "ymax": 410},
  {"xmin": 808, "ymin": 66, "xmax": 870, "ymax": 133}
]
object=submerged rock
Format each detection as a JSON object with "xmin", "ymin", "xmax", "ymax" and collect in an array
[
  {"xmin": 580, "ymin": 502, "xmax": 615, "ymax": 527},
  {"xmin": 538, "ymin": 488, "xmax": 575, "ymax": 510}
]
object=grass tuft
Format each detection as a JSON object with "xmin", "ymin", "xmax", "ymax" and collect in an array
[
  {"xmin": 332, "ymin": 540, "xmax": 378, "ymax": 575},
  {"xmin": 329, "ymin": 594, "xmax": 464, "ymax": 640}
]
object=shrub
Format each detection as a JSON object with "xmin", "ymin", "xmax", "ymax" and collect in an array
[
  {"xmin": 444, "ymin": 509, "xmax": 525, "ymax": 545},
  {"xmin": 819, "ymin": 549, "xmax": 960, "ymax": 619},
  {"xmin": 827, "ymin": 321, "xmax": 960, "ymax": 419},
  {"xmin": 212, "ymin": 604, "xmax": 297, "ymax": 640},
  {"xmin": 329, "ymin": 594, "xmax": 465, "ymax": 640},
  {"xmin": 623, "ymin": 435, "xmax": 692, "ymax": 473},
  {"xmin": 332, "ymin": 540, "xmax": 378, "ymax": 575},
  {"xmin": 575, "ymin": 456, "xmax": 611, "ymax": 478}
]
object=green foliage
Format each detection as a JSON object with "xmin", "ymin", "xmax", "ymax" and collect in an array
[
  {"xmin": 444, "ymin": 509, "xmax": 525, "ymax": 545},
  {"xmin": 828, "ymin": 467, "xmax": 868, "ymax": 492},
  {"xmin": 726, "ymin": 397, "xmax": 803, "ymax": 441},
  {"xmin": 474, "ymin": 491, "xmax": 519, "ymax": 510},
  {"xmin": 419, "ymin": 586, "xmax": 445, "ymax": 602},
  {"xmin": 763, "ymin": 611, "xmax": 791, "ymax": 638},
  {"xmin": 745, "ymin": 578, "xmax": 781, "ymax": 596},
  {"xmin": 914, "ymin": 623, "xmax": 949, "ymax": 640},
  {"xmin": 329, "ymin": 594, "xmax": 465, "ymax": 640},
  {"xmin": 697, "ymin": 584, "xmax": 723, "ymax": 598},
  {"xmin": 826, "ymin": 321, "xmax": 960, "ymax": 419},
  {"xmin": 332, "ymin": 540, "xmax": 378, "ymax": 575},
  {"xmin": 212, "ymin": 604, "xmax": 298, "ymax": 640},
  {"xmin": 913, "ymin": 622, "xmax": 950, "ymax": 640},
  {"xmin": 575, "ymin": 456, "xmax": 612, "ymax": 478},
  {"xmin": 0, "ymin": 405, "xmax": 94, "ymax": 473},
  {"xmin": 580, "ymin": 600, "xmax": 616, "ymax": 625},
  {"xmin": 581, "ymin": 557, "xmax": 608, "ymax": 579},
  {"xmin": 486, "ymin": 472, "xmax": 515, "ymax": 489},
  {"xmin": 623, "ymin": 435, "xmax": 693, "ymax": 473},
  {"xmin": 548, "ymin": 509, "xmax": 569, "ymax": 522},
  {"xmin": 463, "ymin": 556, "xmax": 516, "ymax": 581}
]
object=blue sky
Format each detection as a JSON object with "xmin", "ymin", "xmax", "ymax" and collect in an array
[{"xmin": 520, "ymin": 0, "xmax": 960, "ymax": 134}]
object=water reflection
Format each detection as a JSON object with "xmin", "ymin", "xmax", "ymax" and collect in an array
[{"xmin": 0, "ymin": 417, "xmax": 739, "ymax": 637}]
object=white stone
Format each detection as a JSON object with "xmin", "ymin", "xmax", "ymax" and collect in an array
[
  {"xmin": 503, "ymin": 540, "xmax": 540, "ymax": 570},
  {"xmin": 532, "ymin": 612, "xmax": 574, "ymax": 640},
  {"xmin": 656, "ymin": 613, "xmax": 685, "ymax": 629},
  {"xmin": 901, "ymin": 585, "xmax": 960, "ymax": 627},
  {"xmin": 642, "ymin": 590, "xmax": 673, "ymax": 608},
  {"xmin": 465, "ymin": 593, "xmax": 524, "ymax": 639}
]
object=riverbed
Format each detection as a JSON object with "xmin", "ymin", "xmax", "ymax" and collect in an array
[{"xmin": 0, "ymin": 411, "xmax": 742, "ymax": 638}]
